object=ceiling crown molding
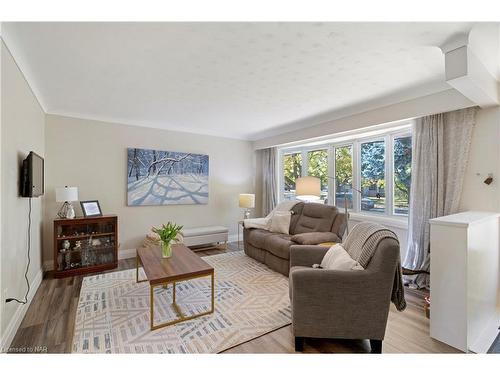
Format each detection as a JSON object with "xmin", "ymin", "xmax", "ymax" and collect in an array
[{"xmin": 440, "ymin": 28, "xmax": 500, "ymax": 108}]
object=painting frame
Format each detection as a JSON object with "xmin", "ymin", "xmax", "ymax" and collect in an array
[
  {"xmin": 127, "ymin": 147, "xmax": 209, "ymax": 206},
  {"xmin": 80, "ymin": 200, "xmax": 103, "ymax": 217}
]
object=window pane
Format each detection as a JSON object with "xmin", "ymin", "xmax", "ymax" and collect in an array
[
  {"xmin": 393, "ymin": 136, "xmax": 412, "ymax": 215},
  {"xmin": 307, "ymin": 150, "xmax": 328, "ymax": 203},
  {"xmin": 335, "ymin": 145, "xmax": 353, "ymax": 209},
  {"xmin": 283, "ymin": 153, "xmax": 302, "ymax": 200},
  {"xmin": 361, "ymin": 140, "xmax": 385, "ymax": 213}
]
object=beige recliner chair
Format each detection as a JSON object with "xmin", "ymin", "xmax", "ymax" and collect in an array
[{"xmin": 288, "ymin": 222, "xmax": 405, "ymax": 353}]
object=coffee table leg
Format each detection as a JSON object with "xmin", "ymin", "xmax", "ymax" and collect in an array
[
  {"xmin": 136, "ymin": 255, "xmax": 148, "ymax": 283},
  {"xmin": 150, "ymin": 274, "xmax": 215, "ymax": 331},
  {"xmin": 210, "ymin": 272, "xmax": 215, "ymax": 313},
  {"xmin": 136, "ymin": 254, "xmax": 139, "ymax": 283},
  {"xmin": 173, "ymin": 282, "xmax": 176, "ymax": 304},
  {"xmin": 150, "ymin": 284, "xmax": 154, "ymax": 330}
]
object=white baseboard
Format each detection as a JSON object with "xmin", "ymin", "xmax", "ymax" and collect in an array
[
  {"xmin": 0, "ymin": 268, "xmax": 43, "ymax": 352},
  {"xmin": 43, "ymin": 260, "xmax": 53, "ymax": 271},
  {"xmin": 118, "ymin": 248, "xmax": 137, "ymax": 260},
  {"xmin": 44, "ymin": 237, "xmax": 242, "ymax": 269},
  {"xmin": 469, "ymin": 313, "xmax": 500, "ymax": 353},
  {"xmin": 43, "ymin": 249, "xmax": 138, "ymax": 269}
]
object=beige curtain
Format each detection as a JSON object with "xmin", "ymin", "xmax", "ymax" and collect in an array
[
  {"xmin": 260, "ymin": 147, "xmax": 278, "ymax": 216},
  {"xmin": 403, "ymin": 107, "xmax": 477, "ymax": 288}
]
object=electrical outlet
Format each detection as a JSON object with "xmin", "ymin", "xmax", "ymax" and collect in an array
[{"xmin": 3, "ymin": 288, "xmax": 8, "ymax": 300}]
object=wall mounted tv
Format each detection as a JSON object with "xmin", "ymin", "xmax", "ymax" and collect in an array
[{"xmin": 21, "ymin": 151, "xmax": 44, "ymax": 197}]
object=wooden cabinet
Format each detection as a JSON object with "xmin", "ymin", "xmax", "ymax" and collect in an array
[{"xmin": 53, "ymin": 215, "xmax": 118, "ymax": 278}]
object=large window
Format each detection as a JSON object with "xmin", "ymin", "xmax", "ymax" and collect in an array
[
  {"xmin": 393, "ymin": 136, "xmax": 412, "ymax": 215},
  {"xmin": 283, "ymin": 152, "xmax": 302, "ymax": 200},
  {"xmin": 335, "ymin": 145, "xmax": 353, "ymax": 209},
  {"xmin": 278, "ymin": 123, "xmax": 413, "ymax": 218},
  {"xmin": 307, "ymin": 150, "xmax": 328, "ymax": 202},
  {"xmin": 360, "ymin": 140, "xmax": 385, "ymax": 213}
]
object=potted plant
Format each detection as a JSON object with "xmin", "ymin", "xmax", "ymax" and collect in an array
[{"xmin": 152, "ymin": 222, "xmax": 183, "ymax": 258}]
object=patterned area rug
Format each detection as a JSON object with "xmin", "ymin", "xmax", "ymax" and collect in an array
[{"xmin": 72, "ymin": 251, "xmax": 291, "ymax": 353}]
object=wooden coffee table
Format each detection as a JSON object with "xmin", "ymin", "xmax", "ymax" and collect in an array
[{"xmin": 136, "ymin": 243, "xmax": 215, "ymax": 331}]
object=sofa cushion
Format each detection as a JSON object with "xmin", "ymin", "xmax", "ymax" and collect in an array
[
  {"xmin": 245, "ymin": 228, "xmax": 275, "ymax": 249},
  {"xmin": 269, "ymin": 211, "xmax": 292, "ymax": 234},
  {"xmin": 292, "ymin": 203, "xmax": 338, "ymax": 234},
  {"xmin": 331, "ymin": 213, "xmax": 347, "ymax": 240},
  {"xmin": 291, "ymin": 231, "xmax": 341, "ymax": 245},
  {"xmin": 262, "ymin": 233, "xmax": 294, "ymax": 260},
  {"xmin": 288, "ymin": 202, "xmax": 304, "ymax": 234}
]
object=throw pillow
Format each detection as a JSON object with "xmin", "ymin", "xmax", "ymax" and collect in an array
[
  {"xmin": 320, "ymin": 244, "xmax": 364, "ymax": 271},
  {"xmin": 291, "ymin": 232, "xmax": 341, "ymax": 245},
  {"xmin": 269, "ymin": 210, "xmax": 292, "ymax": 234}
]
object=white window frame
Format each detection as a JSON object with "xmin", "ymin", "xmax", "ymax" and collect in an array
[
  {"xmin": 277, "ymin": 121, "xmax": 413, "ymax": 219},
  {"xmin": 391, "ymin": 131, "xmax": 413, "ymax": 217}
]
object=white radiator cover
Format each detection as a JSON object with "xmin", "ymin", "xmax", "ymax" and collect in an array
[{"xmin": 430, "ymin": 211, "xmax": 500, "ymax": 353}]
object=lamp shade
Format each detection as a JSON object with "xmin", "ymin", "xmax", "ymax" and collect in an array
[
  {"xmin": 239, "ymin": 194, "xmax": 255, "ymax": 209},
  {"xmin": 56, "ymin": 186, "xmax": 79, "ymax": 202},
  {"xmin": 295, "ymin": 176, "xmax": 321, "ymax": 199}
]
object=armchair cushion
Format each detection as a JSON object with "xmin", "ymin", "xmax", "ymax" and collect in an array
[
  {"xmin": 291, "ymin": 231, "xmax": 341, "ymax": 245},
  {"xmin": 320, "ymin": 244, "xmax": 364, "ymax": 271},
  {"xmin": 290, "ymin": 245, "xmax": 329, "ymax": 267}
]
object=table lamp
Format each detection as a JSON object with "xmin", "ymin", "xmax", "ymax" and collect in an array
[
  {"xmin": 56, "ymin": 186, "xmax": 79, "ymax": 219},
  {"xmin": 295, "ymin": 176, "xmax": 321, "ymax": 202},
  {"xmin": 239, "ymin": 194, "xmax": 255, "ymax": 219}
]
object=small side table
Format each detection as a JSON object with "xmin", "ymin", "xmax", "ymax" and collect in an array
[{"xmin": 237, "ymin": 221, "xmax": 244, "ymax": 250}]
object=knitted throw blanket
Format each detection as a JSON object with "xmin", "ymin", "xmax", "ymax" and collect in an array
[{"xmin": 343, "ymin": 222, "xmax": 407, "ymax": 311}]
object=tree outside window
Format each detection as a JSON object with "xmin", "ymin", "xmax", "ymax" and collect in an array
[
  {"xmin": 335, "ymin": 145, "xmax": 353, "ymax": 209},
  {"xmin": 307, "ymin": 150, "xmax": 328, "ymax": 202},
  {"xmin": 283, "ymin": 153, "xmax": 302, "ymax": 200},
  {"xmin": 393, "ymin": 136, "xmax": 412, "ymax": 215},
  {"xmin": 360, "ymin": 140, "xmax": 385, "ymax": 213}
]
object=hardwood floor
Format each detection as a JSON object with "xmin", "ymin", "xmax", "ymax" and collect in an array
[{"xmin": 9, "ymin": 242, "xmax": 459, "ymax": 354}]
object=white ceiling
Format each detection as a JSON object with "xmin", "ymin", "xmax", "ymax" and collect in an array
[{"xmin": 2, "ymin": 22, "xmax": 477, "ymax": 140}]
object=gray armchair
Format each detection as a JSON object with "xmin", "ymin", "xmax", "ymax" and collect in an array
[{"xmin": 289, "ymin": 235, "xmax": 401, "ymax": 353}]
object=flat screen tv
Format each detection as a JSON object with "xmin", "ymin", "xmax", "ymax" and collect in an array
[{"xmin": 21, "ymin": 151, "xmax": 44, "ymax": 197}]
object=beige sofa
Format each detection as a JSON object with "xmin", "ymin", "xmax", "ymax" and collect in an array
[{"xmin": 243, "ymin": 202, "xmax": 347, "ymax": 276}]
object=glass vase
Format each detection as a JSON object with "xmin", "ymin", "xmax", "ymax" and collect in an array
[{"xmin": 161, "ymin": 241, "xmax": 172, "ymax": 258}]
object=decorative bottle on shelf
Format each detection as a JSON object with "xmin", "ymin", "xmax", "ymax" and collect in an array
[{"xmin": 65, "ymin": 250, "xmax": 71, "ymax": 270}]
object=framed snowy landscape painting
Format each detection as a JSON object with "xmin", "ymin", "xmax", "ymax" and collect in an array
[{"xmin": 127, "ymin": 147, "xmax": 209, "ymax": 206}]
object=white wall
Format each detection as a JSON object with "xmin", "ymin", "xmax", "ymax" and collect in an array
[
  {"xmin": 43, "ymin": 114, "xmax": 256, "ymax": 266},
  {"xmin": 253, "ymin": 88, "xmax": 474, "ymax": 149},
  {"xmin": 459, "ymin": 106, "xmax": 500, "ymax": 212},
  {"xmin": 0, "ymin": 40, "xmax": 45, "ymax": 348}
]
